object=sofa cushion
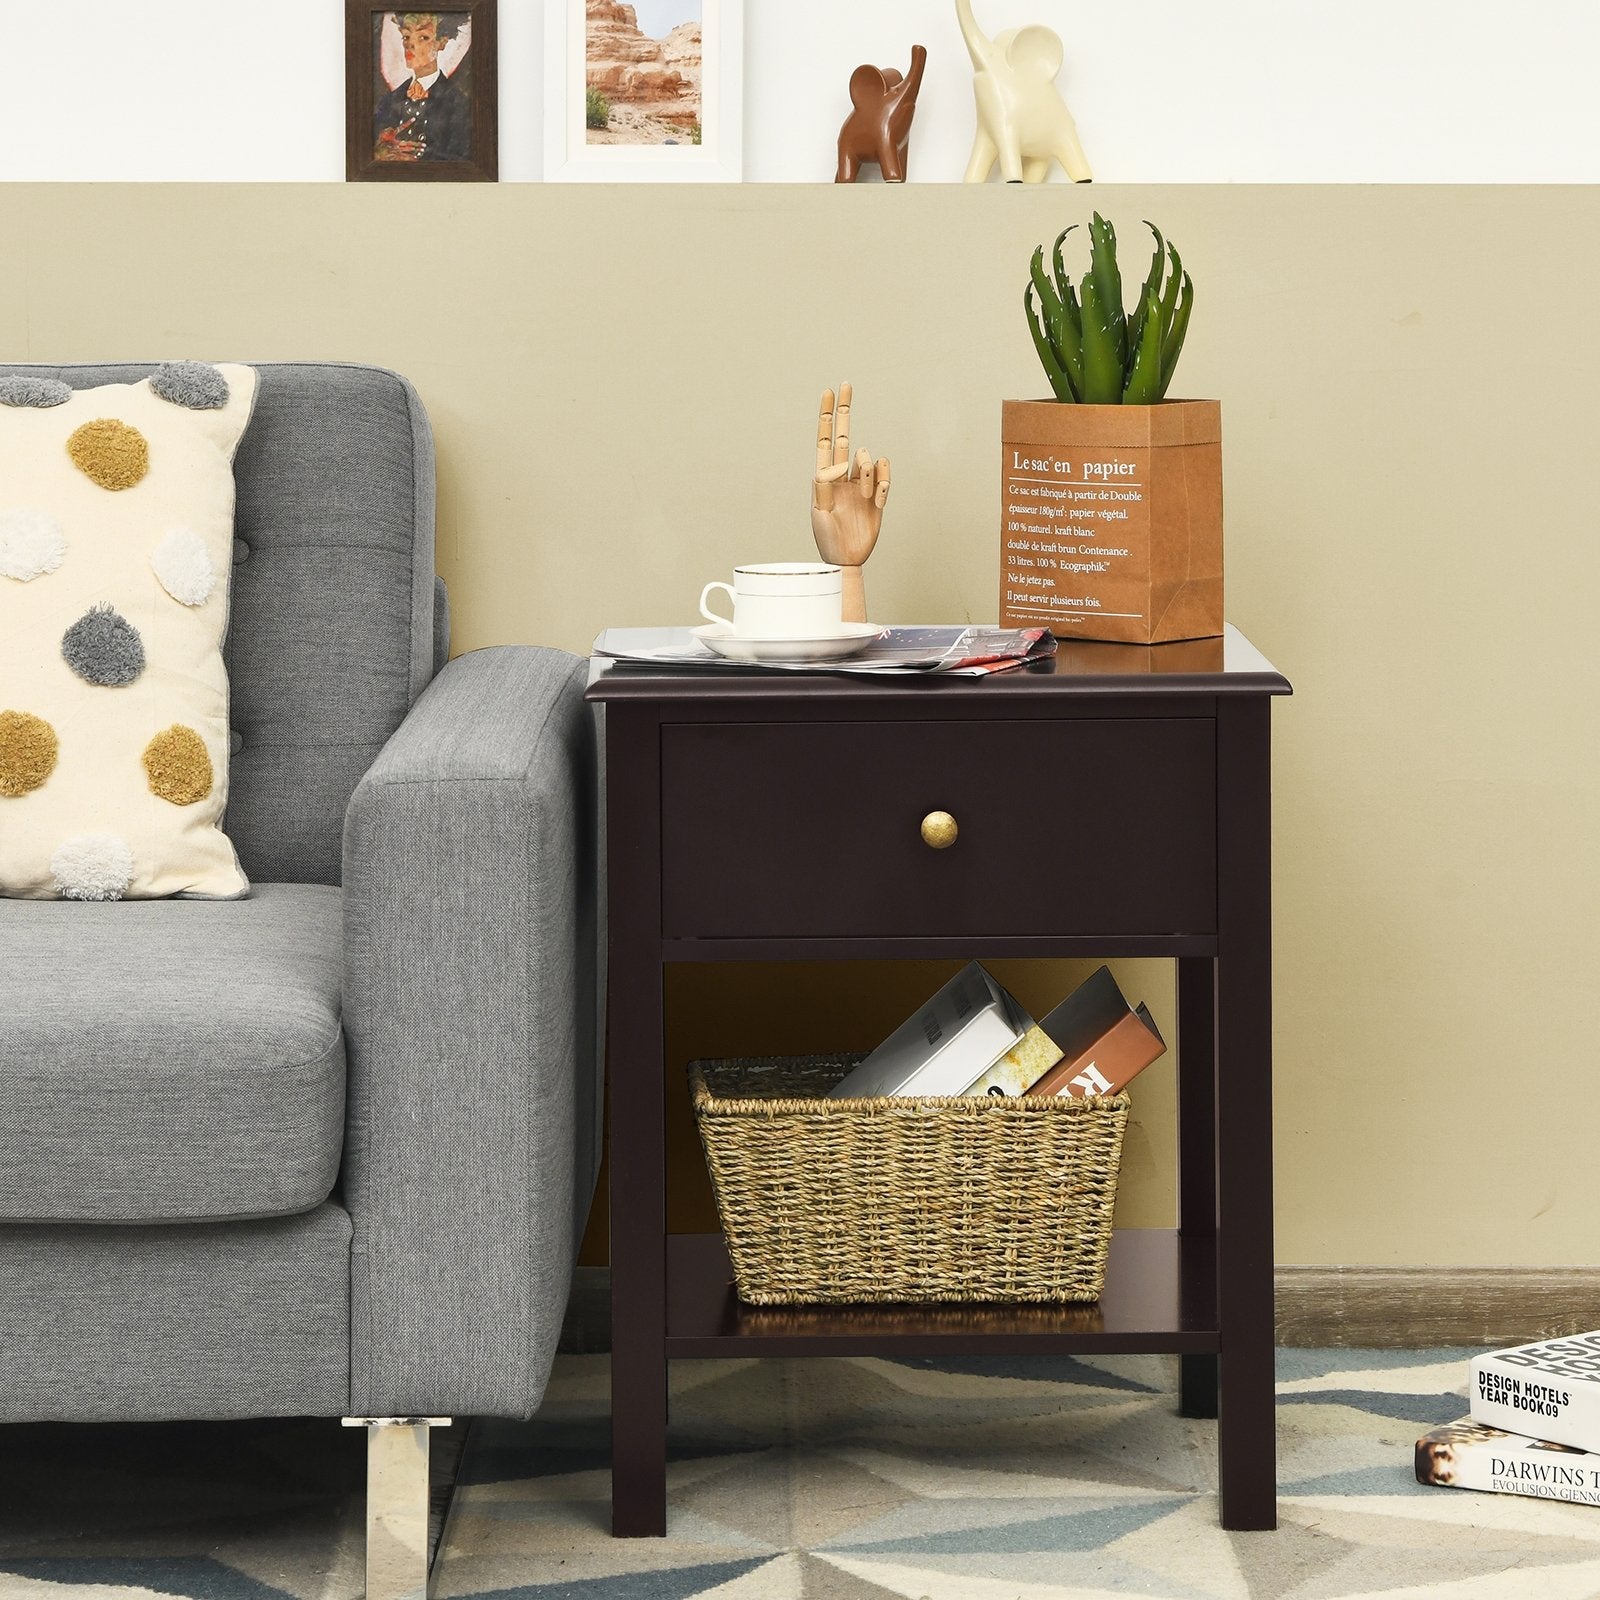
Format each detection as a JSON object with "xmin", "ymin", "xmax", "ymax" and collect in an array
[
  {"xmin": 0, "ymin": 364, "xmax": 259, "ymax": 900},
  {"xmin": 0, "ymin": 883, "xmax": 345, "ymax": 1223},
  {"xmin": 0, "ymin": 363, "xmax": 439, "ymax": 890}
]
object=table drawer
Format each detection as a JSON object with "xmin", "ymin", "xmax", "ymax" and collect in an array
[{"xmin": 660, "ymin": 718, "xmax": 1216, "ymax": 940}]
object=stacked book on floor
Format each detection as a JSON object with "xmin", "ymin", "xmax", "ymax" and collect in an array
[
  {"xmin": 1417, "ymin": 1333, "xmax": 1600, "ymax": 1506},
  {"xmin": 827, "ymin": 960, "xmax": 1166, "ymax": 1101}
]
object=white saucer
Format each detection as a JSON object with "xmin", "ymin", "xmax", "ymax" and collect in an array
[{"xmin": 692, "ymin": 621, "xmax": 885, "ymax": 663}]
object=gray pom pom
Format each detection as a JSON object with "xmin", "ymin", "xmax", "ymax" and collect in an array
[
  {"xmin": 0, "ymin": 376, "xmax": 71, "ymax": 408},
  {"xmin": 62, "ymin": 604, "xmax": 145, "ymax": 686},
  {"xmin": 150, "ymin": 361, "xmax": 230, "ymax": 410}
]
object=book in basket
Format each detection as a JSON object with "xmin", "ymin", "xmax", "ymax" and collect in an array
[
  {"xmin": 1417, "ymin": 1418, "xmax": 1600, "ymax": 1506},
  {"xmin": 1470, "ymin": 1331, "xmax": 1600, "ymax": 1452},
  {"xmin": 826, "ymin": 961, "xmax": 1032, "ymax": 1099},
  {"xmin": 964, "ymin": 964, "xmax": 1166, "ymax": 1098}
]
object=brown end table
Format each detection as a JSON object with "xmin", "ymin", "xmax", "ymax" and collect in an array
[{"xmin": 586, "ymin": 624, "xmax": 1291, "ymax": 1535}]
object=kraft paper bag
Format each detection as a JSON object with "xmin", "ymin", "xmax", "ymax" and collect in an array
[{"xmin": 999, "ymin": 399, "xmax": 1224, "ymax": 645}]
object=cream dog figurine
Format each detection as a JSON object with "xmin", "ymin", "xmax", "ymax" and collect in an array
[{"xmin": 956, "ymin": 0, "xmax": 1093, "ymax": 184}]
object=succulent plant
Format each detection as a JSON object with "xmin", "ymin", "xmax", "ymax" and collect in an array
[{"xmin": 1025, "ymin": 214, "xmax": 1193, "ymax": 404}]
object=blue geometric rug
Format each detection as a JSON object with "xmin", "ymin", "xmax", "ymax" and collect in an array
[
  {"xmin": 434, "ymin": 1349, "xmax": 1600, "ymax": 1599},
  {"xmin": 4, "ymin": 1352, "xmax": 1600, "ymax": 1598}
]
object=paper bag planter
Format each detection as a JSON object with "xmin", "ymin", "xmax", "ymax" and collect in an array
[{"xmin": 998, "ymin": 397, "xmax": 1223, "ymax": 645}]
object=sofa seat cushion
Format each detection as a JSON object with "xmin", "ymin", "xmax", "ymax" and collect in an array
[{"xmin": 0, "ymin": 883, "xmax": 345, "ymax": 1223}]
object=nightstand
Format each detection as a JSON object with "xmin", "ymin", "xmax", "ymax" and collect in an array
[{"xmin": 586, "ymin": 624, "xmax": 1291, "ymax": 1534}]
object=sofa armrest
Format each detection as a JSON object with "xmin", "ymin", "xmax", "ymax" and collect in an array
[{"xmin": 341, "ymin": 645, "xmax": 598, "ymax": 1418}]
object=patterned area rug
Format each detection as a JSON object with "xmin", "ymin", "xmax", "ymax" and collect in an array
[
  {"xmin": 3, "ymin": 1353, "xmax": 1600, "ymax": 1598},
  {"xmin": 435, "ymin": 1349, "xmax": 1600, "ymax": 1600}
]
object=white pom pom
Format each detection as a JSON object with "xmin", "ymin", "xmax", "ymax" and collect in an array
[
  {"xmin": 51, "ymin": 833, "xmax": 135, "ymax": 901},
  {"xmin": 151, "ymin": 527, "xmax": 217, "ymax": 607},
  {"xmin": 0, "ymin": 507, "xmax": 67, "ymax": 582}
]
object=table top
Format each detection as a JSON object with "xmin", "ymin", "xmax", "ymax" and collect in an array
[{"xmin": 586, "ymin": 623, "xmax": 1290, "ymax": 704}]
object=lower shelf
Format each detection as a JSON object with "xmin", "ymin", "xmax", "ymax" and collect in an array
[{"xmin": 664, "ymin": 1228, "xmax": 1219, "ymax": 1359}]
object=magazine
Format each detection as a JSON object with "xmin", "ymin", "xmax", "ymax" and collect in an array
[
  {"xmin": 593, "ymin": 625, "xmax": 1057, "ymax": 677},
  {"xmin": 827, "ymin": 962, "xmax": 1033, "ymax": 1099}
]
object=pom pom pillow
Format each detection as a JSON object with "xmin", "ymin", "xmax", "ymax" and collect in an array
[{"xmin": 0, "ymin": 363, "xmax": 258, "ymax": 899}]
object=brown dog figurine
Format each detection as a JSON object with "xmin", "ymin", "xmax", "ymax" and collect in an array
[{"xmin": 836, "ymin": 45, "xmax": 927, "ymax": 183}]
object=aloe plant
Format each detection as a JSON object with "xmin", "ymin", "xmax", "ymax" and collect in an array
[{"xmin": 1025, "ymin": 214, "xmax": 1193, "ymax": 404}]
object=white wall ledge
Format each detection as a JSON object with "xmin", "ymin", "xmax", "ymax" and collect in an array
[{"xmin": 7, "ymin": 1, "xmax": 1598, "ymax": 183}]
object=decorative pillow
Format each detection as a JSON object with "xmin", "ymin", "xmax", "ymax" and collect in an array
[{"xmin": 0, "ymin": 363, "xmax": 259, "ymax": 900}]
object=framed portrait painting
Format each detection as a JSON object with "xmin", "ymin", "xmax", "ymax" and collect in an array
[
  {"xmin": 544, "ymin": 0, "xmax": 743, "ymax": 182},
  {"xmin": 346, "ymin": 1, "xmax": 498, "ymax": 181}
]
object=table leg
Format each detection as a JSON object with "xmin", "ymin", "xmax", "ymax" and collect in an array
[
  {"xmin": 606, "ymin": 708, "xmax": 669, "ymax": 1537},
  {"xmin": 1215, "ymin": 697, "xmax": 1277, "ymax": 1531},
  {"xmin": 1177, "ymin": 955, "xmax": 1218, "ymax": 1421}
]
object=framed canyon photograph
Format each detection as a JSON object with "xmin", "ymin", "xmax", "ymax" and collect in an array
[
  {"xmin": 544, "ymin": 0, "xmax": 743, "ymax": 181},
  {"xmin": 346, "ymin": 1, "xmax": 498, "ymax": 181}
]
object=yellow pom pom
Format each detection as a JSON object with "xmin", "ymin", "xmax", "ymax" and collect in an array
[
  {"xmin": 67, "ymin": 418, "xmax": 150, "ymax": 491},
  {"xmin": 142, "ymin": 724, "xmax": 214, "ymax": 806},
  {"xmin": 0, "ymin": 710, "xmax": 59, "ymax": 797}
]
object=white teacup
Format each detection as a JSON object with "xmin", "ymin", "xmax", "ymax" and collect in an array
[{"xmin": 699, "ymin": 562, "xmax": 843, "ymax": 639}]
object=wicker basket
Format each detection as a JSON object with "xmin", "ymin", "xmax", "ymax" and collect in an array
[{"xmin": 690, "ymin": 1054, "xmax": 1130, "ymax": 1306}]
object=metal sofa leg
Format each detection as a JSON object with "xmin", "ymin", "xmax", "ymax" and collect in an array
[{"xmin": 342, "ymin": 1416, "xmax": 451, "ymax": 1600}]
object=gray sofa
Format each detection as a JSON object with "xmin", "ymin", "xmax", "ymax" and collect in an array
[{"xmin": 0, "ymin": 363, "xmax": 598, "ymax": 1577}]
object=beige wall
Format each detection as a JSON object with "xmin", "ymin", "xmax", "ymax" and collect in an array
[{"xmin": 7, "ymin": 184, "xmax": 1596, "ymax": 1266}]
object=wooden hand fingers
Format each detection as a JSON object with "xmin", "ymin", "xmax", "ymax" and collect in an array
[
  {"xmin": 817, "ymin": 385, "xmax": 883, "ymax": 514},
  {"xmin": 815, "ymin": 389, "xmax": 836, "ymax": 476},
  {"xmin": 813, "ymin": 460, "xmax": 849, "ymax": 511}
]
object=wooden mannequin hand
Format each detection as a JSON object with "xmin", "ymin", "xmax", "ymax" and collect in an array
[{"xmin": 811, "ymin": 384, "xmax": 889, "ymax": 623}]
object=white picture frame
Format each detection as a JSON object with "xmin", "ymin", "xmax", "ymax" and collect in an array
[{"xmin": 543, "ymin": 0, "xmax": 742, "ymax": 182}]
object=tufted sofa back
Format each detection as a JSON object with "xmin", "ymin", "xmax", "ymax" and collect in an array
[{"xmin": 0, "ymin": 362, "xmax": 438, "ymax": 885}]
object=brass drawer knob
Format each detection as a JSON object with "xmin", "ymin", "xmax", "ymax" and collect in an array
[{"xmin": 920, "ymin": 810, "xmax": 958, "ymax": 850}]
